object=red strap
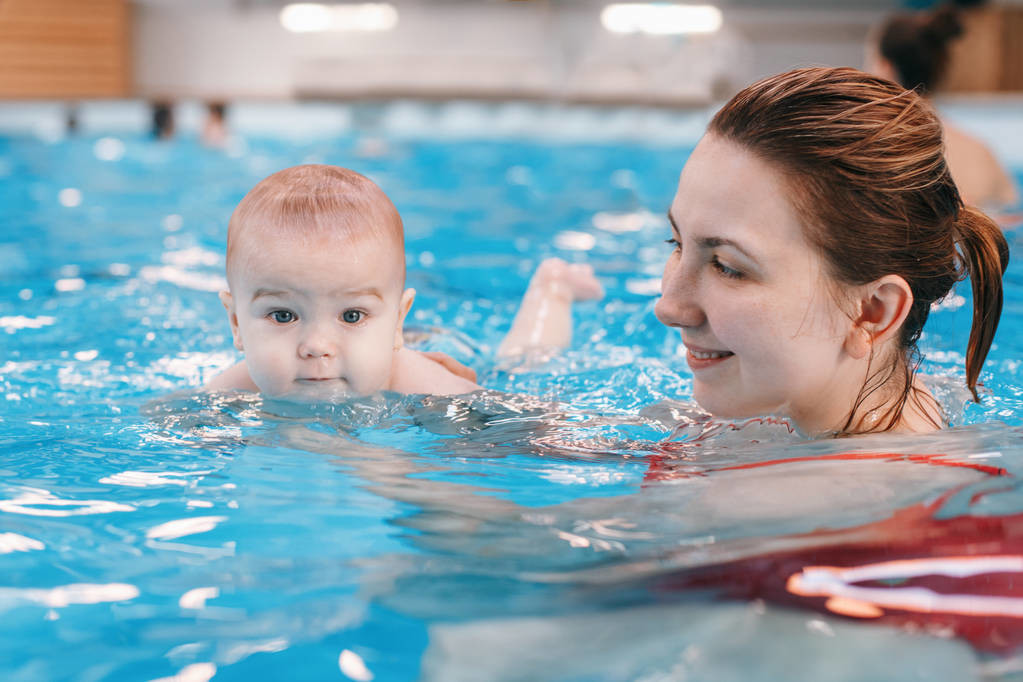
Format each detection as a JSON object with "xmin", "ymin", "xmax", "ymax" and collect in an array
[{"xmin": 645, "ymin": 449, "xmax": 1008, "ymax": 483}]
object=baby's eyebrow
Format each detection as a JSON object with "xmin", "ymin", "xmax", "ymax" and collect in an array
[
  {"xmin": 252, "ymin": 288, "xmax": 288, "ymax": 300},
  {"xmin": 336, "ymin": 287, "xmax": 383, "ymax": 301}
]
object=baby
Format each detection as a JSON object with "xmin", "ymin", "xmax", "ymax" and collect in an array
[{"xmin": 205, "ymin": 164, "xmax": 602, "ymax": 400}]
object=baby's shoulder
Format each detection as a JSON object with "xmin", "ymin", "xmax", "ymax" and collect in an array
[
  {"xmin": 204, "ymin": 360, "xmax": 258, "ymax": 392},
  {"xmin": 390, "ymin": 348, "xmax": 480, "ymax": 396}
]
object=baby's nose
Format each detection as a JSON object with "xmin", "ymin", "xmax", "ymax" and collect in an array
[{"xmin": 298, "ymin": 328, "xmax": 339, "ymax": 359}]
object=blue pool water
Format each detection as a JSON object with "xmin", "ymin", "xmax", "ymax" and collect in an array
[{"xmin": 4, "ymin": 108, "xmax": 1023, "ymax": 681}]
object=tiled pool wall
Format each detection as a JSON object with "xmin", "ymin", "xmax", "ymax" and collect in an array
[{"xmin": 1, "ymin": 97, "xmax": 1020, "ymax": 167}]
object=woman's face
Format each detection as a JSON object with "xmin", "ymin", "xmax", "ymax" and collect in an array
[{"xmin": 654, "ymin": 135, "xmax": 866, "ymax": 434}]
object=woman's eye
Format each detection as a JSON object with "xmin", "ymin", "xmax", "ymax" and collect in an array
[
  {"xmin": 269, "ymin": 310, "xmax": 296, "ymax": 324},
  {"xmin": 712, "ymin": 257, "xmax": 743, "ymax": 279},
  {"xmin": 665, "ymin": 238, "xmax": 681, "ymax": 251},
  {"xmin": 342, "ymin": 310, "xmax": 363, "ymax": 324}
]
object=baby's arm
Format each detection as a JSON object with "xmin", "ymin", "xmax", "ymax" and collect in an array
[
  {"xmin": 204, "ymin": 360, "xmax": 258, "ymax": 393},
  {"xmin": 420, "ymin": 351, "xmax": 478, "ymax": 384},
  {"xmin": 390, "ymin": 347, "xmax": 481, "ymax": 395},
  {"xmin": 497, "ymin": 258, "xmax": 604, "ymax": 358}
]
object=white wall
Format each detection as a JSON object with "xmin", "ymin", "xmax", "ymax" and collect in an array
[
  {"xmin": 133, "ymin": 1, "xmax": 884, "ymax": 104},
  {"xmin": 135, "ymin": 2, "xmax": 556, "ymax": 99}
]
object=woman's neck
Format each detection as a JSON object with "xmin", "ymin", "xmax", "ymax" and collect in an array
[{"xmin": 841, "ymin": 372, "xmax": 944, "ymax": 436}]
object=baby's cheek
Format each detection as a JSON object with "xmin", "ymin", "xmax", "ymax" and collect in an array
[
  {"xmin": 245, "ymin": 362, "xmax": 277, "ymax": 395},
  {"xmin": 244, "ymin": 344, "xmax": 290, "ymax": 395},
  {"xmin": 350, "ymin": 334, "xmax": 396, "ymax": 392}
]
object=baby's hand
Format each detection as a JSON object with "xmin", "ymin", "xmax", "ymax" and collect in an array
[
  {"xmin": 421, "ymin": 351, "xmax": 478, "ymax": 384},
  {"xmin": 531, "ymin": 258, "xmax": 604, "ymax": 302}
]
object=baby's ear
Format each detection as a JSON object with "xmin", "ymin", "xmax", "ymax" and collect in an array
[
  {"xmin": 394, "ymin": 288, "xmax": 416, "ymax": 350},
  {"xmin": 219, "ymin": 290, "xmax": 244, "ymax": 351}
]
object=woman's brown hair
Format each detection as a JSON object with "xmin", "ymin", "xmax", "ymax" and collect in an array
[{"xmin": 709, "ymin": 66, "xmax": 1008, "ymax": 432}]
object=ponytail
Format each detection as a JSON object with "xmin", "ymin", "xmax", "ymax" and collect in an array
[{"xmin": 956, "ymin": 206, "xmax": 1009, "ymax": 401}]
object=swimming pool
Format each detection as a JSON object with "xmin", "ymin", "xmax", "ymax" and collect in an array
[{"xmin": 3, "ymin": 100, "xmax": 1023, "ymax": 681}]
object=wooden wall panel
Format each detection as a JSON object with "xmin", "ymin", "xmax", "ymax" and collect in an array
[
  {"xmin": 0, "ymin": 0, "xmax": 130, "ymax": 98},
  {"xmin": 1001, "ymin": 7, "xmax": 1023, "ymax": 92},
  {"xmin": 943, "ymin": 6, "xmax": 1023, "ymax": 93}
]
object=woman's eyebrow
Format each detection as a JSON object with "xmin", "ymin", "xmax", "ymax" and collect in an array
[
  {"xmin": 697, "ymin": 237, "xmax": 757, "ymax": 261},
  {"xmin": 668, "ymin": 211, "xmax": 757, "ymax": 261},
  {"xmin": 667, "ymin": 212, "xmax": 680, "ymax": 234}
]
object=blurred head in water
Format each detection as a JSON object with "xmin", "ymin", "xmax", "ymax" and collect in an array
[
  {"xmin": 151, "ymin": 101, "xmax": 175, "ymax": 140},
  {"xmin": 654, "ymin": 67, "xmax": 1007, "ymax": 436},
  {"xmin": 865, "ymin": 4, "xmax": 963, "ymax": 94},
  {"xmin": 864, "ymin": 4, "xmax": 1019, "ymax": 210}
]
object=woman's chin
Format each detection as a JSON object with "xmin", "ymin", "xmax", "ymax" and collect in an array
[{"xmin": 692, "ymin": 386, "xmax": 769, "ymax": 421}]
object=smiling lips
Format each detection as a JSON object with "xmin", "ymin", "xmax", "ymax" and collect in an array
[{"xmin": 685, "ymin": 345, "xmax": 734, "ymax": 370}]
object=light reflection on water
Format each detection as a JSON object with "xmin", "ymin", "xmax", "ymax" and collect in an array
[{"xmin": 2, "ymin": 130, "xmax": 1023, "ymax": 680}]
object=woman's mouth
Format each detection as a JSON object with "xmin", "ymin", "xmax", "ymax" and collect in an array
[{"xmin": 685, "ymin": 346, "xmax": 735, "ymax": 370}]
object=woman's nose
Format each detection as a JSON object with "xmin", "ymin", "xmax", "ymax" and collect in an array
[{"xmin": 654, "ymin": 257, "xmax": 706, "ymax": 329}]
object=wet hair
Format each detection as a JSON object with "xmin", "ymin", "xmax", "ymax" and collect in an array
[
  {"xmin": 226, "ymin": 164, "xmax": 404, "ymax": 282},
  {"xmin": 709, "ymin": 67, "xmax": 1008, "ymax": 433},
  {"xmin": 877, "ymin": 5, "xmax": 964, "ymax": 93}
]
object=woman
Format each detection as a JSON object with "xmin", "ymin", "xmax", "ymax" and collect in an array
[
  {"xmin": 511, "ymin": 66, "xmax": 1009, "ymax": 437},
  {"xmin": 866, "ymin": 6, "xmax": 1019, "ymax": 211}
]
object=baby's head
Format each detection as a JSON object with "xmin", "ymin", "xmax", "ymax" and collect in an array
[{"xmin": 220, "ymin": 164, "xmax": 415, "ymax": 400}]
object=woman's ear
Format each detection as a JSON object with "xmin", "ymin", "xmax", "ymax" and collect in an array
[
  {"xmin": 843, "ymin": 275, "xmax": 914, "ymax": 360},
  {"xmin": 219, "ymin": 290, "xmax": 244, "ymax": 351},
  {"xmin": 394, "ymin": 288, "xmax": 416, "ymax": 350}
]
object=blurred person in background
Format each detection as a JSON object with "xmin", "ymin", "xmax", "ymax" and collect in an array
[
  {"xmin": 866, "ymin": 2, "xmax": 1019, "ymax": 215},
  {"xmin": 202, "ymin": 101, "xmax": 228, "ymax": 148},
  {"xmin": 150, "ymin": 101, "xmax": 175, "ymax": 140},
  {"xmin": 65, "ymin": 102, "xmax": 79, "ymax": 135}
]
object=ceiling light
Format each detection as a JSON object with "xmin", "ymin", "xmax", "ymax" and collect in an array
[
  {"xmin": 280, "ymin": 3, "xmax": 398, "ymax": 33},
  {"xmin": 601, "ymin": 4, "xmax": 722, "ymax": 36}
]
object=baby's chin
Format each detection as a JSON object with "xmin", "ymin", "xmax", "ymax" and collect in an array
[{"xmin": 264, "ymin": 379, "xmax": 365, "ymax": 403}]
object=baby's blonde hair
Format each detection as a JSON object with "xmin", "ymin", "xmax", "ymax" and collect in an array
[{"xmin": 226, "ymin": 164, "xmax": 404, "ymax": 281}]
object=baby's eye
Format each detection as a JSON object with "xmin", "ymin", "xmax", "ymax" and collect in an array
[
  {"xmin": 269, "ymin": 310, "xmax": 296, "ymax": 324},
  {"xmin": 341, "ymin": 310, "xmax": 363, "ymax": 324}
]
